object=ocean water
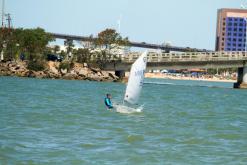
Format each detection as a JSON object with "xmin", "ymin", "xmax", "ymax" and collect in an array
[{"xmin": 0, "ymin": 76, "xmax": 247, "ymax": 164}]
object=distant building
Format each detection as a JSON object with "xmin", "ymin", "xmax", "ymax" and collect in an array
[{"xmin": 216, "ymin": 8, "xmax": 247, "ymax": 51}]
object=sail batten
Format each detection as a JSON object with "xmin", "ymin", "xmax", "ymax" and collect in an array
[{"xmin": 124, "ymin": 51, "xmax": 147, "ymax": 105}]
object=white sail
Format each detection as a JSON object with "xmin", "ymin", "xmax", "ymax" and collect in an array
[{"xmin": 124, "ymin": 51, "xmax": 147, "ymax": 105}]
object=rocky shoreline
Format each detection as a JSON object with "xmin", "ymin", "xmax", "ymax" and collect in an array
[{"xmin": 0, "ymin": 61, "xmax": 119, "ymax": 82}]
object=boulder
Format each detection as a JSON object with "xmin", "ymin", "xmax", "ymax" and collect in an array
[
  {"xmin": 91, "ymin": 68, "xmax": 101, "ymax": 73},
  {"xmin": 50, "ymin": 66, "xmax": 59, "ymax": 75},
  {"xmin": 63, "ymin": 73, "xmax": 77, "ymax": 80},
  {"xmin": 87, "ymin": 73, "xmax": 103, "ymax": 81},
  {"xmin": 83, "ymin": 63, "xmax": 88, "ymax": 68},
  {"xmin": 61, "ymin": 68, "xmax": 67, "ymax": 75},
  {"xmin": 109, "ymin": 72, "xmax": 119, "ymax": 80},
  {"xmin": 78, "ymin": 68, "xmax": 89, "ymax": 77}
]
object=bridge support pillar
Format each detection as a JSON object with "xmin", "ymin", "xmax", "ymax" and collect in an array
[
  {"xmin": 115, "ymin": 70, "xmax": 125, "ymax": 79},
  {"xmin": 234, "ymin": 63, "xmax": 247, "ymax": 89}
]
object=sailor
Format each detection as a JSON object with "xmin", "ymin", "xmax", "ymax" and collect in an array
[{"xmin": 104, "ymin": 94, "xmax": 113, "ymax": 109}]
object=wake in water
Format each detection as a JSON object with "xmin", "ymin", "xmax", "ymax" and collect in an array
[{"xmin": 112, "ymin": 102, "xmax": 144, "ymax": 114}]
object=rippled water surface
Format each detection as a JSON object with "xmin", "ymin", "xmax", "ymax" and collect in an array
[{"xmin": 0, "ymin": 77, "xmax": 247, "ymax": 164}]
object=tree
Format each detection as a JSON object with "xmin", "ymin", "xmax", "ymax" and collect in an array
[
  {"xmin": 94, "ymin": 28, "xmax": 129, "ymax": 68},
  {"xmin": 13, "ymin": 28, "xmax": 54, "ymax": 61},
  {"xmin": 53, "ymin": 45, "xmax": 60, "ymax": 54},
  {"xmin": 64, "ymin": 39, "xmax": 74, "ymax": 60},
  {"xmin": 0, "ymin": 28, "xmax": 19, "ymax": 61},
  {"xmin": 95, "ymin": 28, "xmax": 129, "ymax": 49},
  {"xmin": 75, "ymin": 48, "xmax": 91, "ymax": 63}
]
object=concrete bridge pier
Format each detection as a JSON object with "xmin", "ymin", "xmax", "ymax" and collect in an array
[
  {"xmin": 115, "ymin": 70, "xmax": 125, "ymax": 79},
  {"xmin": 234, "ymin": 62, "xmax": 247, "ymax": 89}
]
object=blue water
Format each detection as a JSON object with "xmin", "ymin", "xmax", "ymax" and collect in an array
[{"xmin": 0, "ymin": 76, "xmax": 247, "ymax": 164}]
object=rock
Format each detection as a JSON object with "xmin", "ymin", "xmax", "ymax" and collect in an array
[
  {"xmin": 69, "ymin": 69, "xmax": 76, "ymax": 75},
  {"xmin": 78, "ymin": 68, "xmax": 89, "ymax": 77},
  {"xmin": 63, "ymin": 73, "xmax": 77, "ymax": 80},
  {"xmin": 50, "ymin": 66, "xmax": 59, "ymax": 75},
  {"xmin": 27, "ymin": 71, "xmax": 36, "ymax": 78},
  {"xmin": 87, "ymin": 73, "xmax": 103, "ymax": 81},
  {"xmin": 109, "ymin": 72, "xmax": 119, "ymax": 80},
  {"xmin": 35, "ymin": 71, "xmax": 46, "ymax": 79},
  {"xmin": 61, "ymin": 68, "xmax": 67, "ymax": 75},
  {"xmin": 83, "ymin": 63, "xmax": 88, "ymax": 68},
  {"xmin": 101, "ymin": 71, "xmax": 109, "ymax": 78},
  {"xmin": 0, "ymin": 61, "xmax": 118, "ymax": 82},
  {"xmin": 91, "ymin": 68, "xmax": 100, "ymax": 73}
]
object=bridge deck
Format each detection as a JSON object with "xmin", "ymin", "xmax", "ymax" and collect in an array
[{"xmin": 101, "ymin": 51, "xmax": 247, "ymax": 70}]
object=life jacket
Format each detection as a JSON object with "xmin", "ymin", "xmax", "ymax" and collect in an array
[{"xmin": 104, "ymin": 98, "xmax": 112, "ymax": 108}]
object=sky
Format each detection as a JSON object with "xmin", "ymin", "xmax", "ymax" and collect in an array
[{"xmin": 2, "ymin": 0, "xmax": 246, "ymax": 50}]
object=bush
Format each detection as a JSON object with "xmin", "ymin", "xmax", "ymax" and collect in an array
[
  {"xmin": 27, "ymin": 60, "xmax": 46, "ymax": 71},
  {"xmin": 59, "ymin": 61, "xmax": 74, "ymax": 71}
]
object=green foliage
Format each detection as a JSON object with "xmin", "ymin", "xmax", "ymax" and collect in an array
[
  {"xmin": 74, "ymin": 48, "xmax": 91, "ymax": 63},
  {"xmin": 59, "ymin": 61, "xmax": 74, "ymax": 71},
  {"xmin": 92, "ymin": 28, "xmax": 129, "ymax": 68},
  {"xmin": 95, "ymin": 28, "xmax": 129, "ymax": 49},
  {"xmin": 0, "ymin": 27, "xmax": 54, "ymax": 61},
  {"xmin": 64, "ymin": 39, "xmax": 74, "ymax": 60},
  {"xmin": 27, "ymin": 60, "xmax": 46, "ymax": 71},
  {"xmin": 53, "ymin": 45, "xmax": 60, "ymax": 54}
]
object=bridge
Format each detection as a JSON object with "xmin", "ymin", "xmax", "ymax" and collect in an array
[
  {"xmin": 50, "ymin": 32, "xmax": 211, "ymax": 52},
  {"xmin": 101, "ymin": 51, "xmax": 247, "ymax": 88},
  {"xmin": 102, "ymin": 51, "xmax": 247, "ymax": 70}
]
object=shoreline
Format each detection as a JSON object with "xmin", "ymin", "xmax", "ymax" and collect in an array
[
  {"xmin": 0, "ymin": 61, "xmax": 119, "ymax": 82},
  {"xmin": 145, "ymin": 73, "xmax": 236, "ymax": 83}
]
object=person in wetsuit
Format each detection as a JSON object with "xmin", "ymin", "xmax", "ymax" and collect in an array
[{"xmin": 104, "ymin": 94, "xmax": 113, "ymax": 109}]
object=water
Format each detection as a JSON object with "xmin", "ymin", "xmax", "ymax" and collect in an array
[{"xmin": 0, "ymin": 76, "xmax": 247, "ymax": 164}]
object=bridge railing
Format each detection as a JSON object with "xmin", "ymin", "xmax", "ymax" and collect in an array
[{"xmin": 122, "ymin": 51, "xmax": 247, "ymax": 62}]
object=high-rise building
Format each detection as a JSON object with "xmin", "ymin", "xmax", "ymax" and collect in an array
[{"xmin": 216, "ymin": 8, "xmax": 247, "ymax": 51}]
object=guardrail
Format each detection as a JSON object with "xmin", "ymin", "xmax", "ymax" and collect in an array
[{"xmin": 122, "ymin": 51, "xmax": 247, "ymax": 63}]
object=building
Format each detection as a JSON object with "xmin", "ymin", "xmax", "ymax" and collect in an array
[{"xmin": 216, "ymin": 8, "xmax": 247, "ymax": 51}]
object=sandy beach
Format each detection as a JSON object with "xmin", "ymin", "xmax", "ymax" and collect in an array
[{"xmin": 145, "ymin": 73, "xmax": 237, "ymax": 83}]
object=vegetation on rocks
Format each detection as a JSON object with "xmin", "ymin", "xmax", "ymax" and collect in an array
[
  {"xmin": 27, "ymin": 60, "xmax": 46, "ymax": 71},
  {"xmin": 0, "ymin": 26, "xmax": 132, "ymax": 81},
  {"xmin": 59, "ymin": 61, "xmax": 74, "ymax": 71}
]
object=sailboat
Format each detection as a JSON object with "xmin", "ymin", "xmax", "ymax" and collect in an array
[{"xmin": 116, "ymin": 51, "xmax": 148, "ymax": 113}]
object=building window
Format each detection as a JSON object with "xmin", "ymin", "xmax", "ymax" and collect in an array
[
  {"xmin": 234, "ymin": 23, "xmax": 238, "ymax": 26},
  {"xmin": 228, "ymin": 43, "xmax": 231, "ymax": 46},
  {"xmin": 238, "ymin": 49, "xmax": 242, "ymax": 51},
  {"xmin": 228, "ymin": 28, "xmax": 232, "ymax": 31},
  {"xmin": 228, "ymin": 38, "xmax": 231, "ymax": 41},
  {"xmin": 222, "ymin": 32, "xmax": 225, "ymax": 36},
  {"xmin": 234, "ymin": 33, "xmax": 237, "ymax": 36},
  {"xmin": 239, "ymin": 23, "xmax": 243, "ymax": 26},
  {"xmin": 234, "ymin": 28, "xmax": 237, "ymax": 31},
  {"xmin": 228, "ymin": 22, "xmax": 232, "ymax": 26},
  {"xmin": 233, "ymin": 38, "xmax": 237, "ymax": 42},
  {"xmin": 239, "ymin": 33, "xmax": 243, "ymax": 37},
  {"xmin": 239, "ymin": 44, "xmax": 242, "ymax": 47},
  {"xmin": 239, "ymin": 28, "xmax": 243, "ymax": 32},
  {"xmin": 239, "ymin": 38, "xmax": 243, "ymax": 42}
]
